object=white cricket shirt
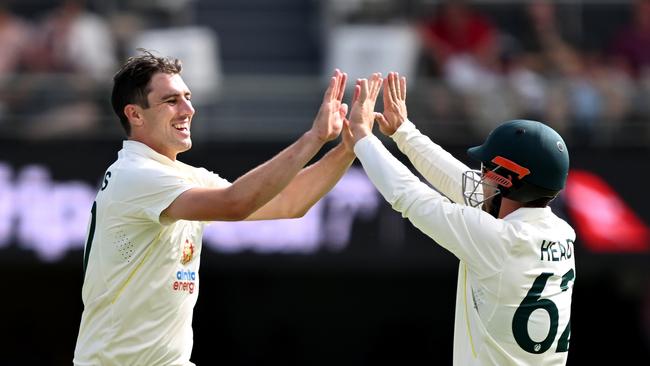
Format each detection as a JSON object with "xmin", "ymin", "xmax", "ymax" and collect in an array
[
  {"xmin": 355, "ymin": 122, "xmax": 576, "ymax": 366},
  {"xmin": 74, "ymin": 140, "xmax": 229, "ymax": 366}
]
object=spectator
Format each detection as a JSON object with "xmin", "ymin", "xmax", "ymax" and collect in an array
[
  {"xmin": 608, "ymin": 0, "xmax": 650, "ymax": 79},
  {"xmin": 608, "ymin": 0, "xmax": 650, "ymax": 143},
  {"xmin": 0, "ymin": 5, "xmax": 32, "ymax": 75},
  {"xmin": 509, "ymin": 0, "xmax": 632, "ymax": 145},
  {"xmin": 416, "ymin": 0, "xmax": 509, "ymax": 139},
  {"xmin": 0, "ymin": 5, "xmax": 33, "ymax": 128},
  {"xmin": 12, "ymin": 0, "xmax": 118, "ymax": 139},
  {"xmin": 508, "ymin": 0, "xmax": 585, "ymax": 138},
  {"xmin": 417, "ymin": 0, "xmax": 500, "ymax": 89},
  {"xmin": 27, "ymin": 0, "xmax": 117, "ymax": 80}
]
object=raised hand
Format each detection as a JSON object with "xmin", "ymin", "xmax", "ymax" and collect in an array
[
  {"xmin": 348, "ymin": 73, "xmax": 384, "ymax": 144},
  {"xmin": 375, "ymin": 71, "xmax": 408, "ymax": 136},
  {"xmin": 311, "ymin": 69, "xmax": 348, "ymax": 142}
]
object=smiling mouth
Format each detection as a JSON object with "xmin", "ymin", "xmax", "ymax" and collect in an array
[{"xmin": 173, "ymin": 123, "xmax": 189, "ymax": 132}]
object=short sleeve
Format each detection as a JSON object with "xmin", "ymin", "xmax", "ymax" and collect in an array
[
  {"xmin": 194, "ymin": 167, "xmax": 231, "ymax": 189},
  {"xmin": 108, "ymin": 165, "xmax": 197, "ymax": 225}
]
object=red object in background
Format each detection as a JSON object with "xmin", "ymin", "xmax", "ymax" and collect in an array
[{"xmin": 564, "ymin": 169, "xmax": 650, "ymax": 252}]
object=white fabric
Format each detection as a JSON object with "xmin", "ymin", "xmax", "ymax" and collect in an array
[
  {"xmin": 74, "ymin": 140, "xmax": 229, "ymax": 366},
  {"xmin": 391, "ymin": 120, "xmax": 471, "ymax": 204},
  {"xmin": 355, "ymin": 133, "xmax": 576, "ymax": 366}
]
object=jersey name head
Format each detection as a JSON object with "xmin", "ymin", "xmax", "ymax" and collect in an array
[{"xmin": 540, "ymin": 239, "xmax": 574, "ymax": 262}]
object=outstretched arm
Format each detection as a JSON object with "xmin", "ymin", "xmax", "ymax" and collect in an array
[
  {"xmin": 163, "ymin": 70, "xmax": 348, "ymax": 222},
  {"xmin": 349, "ymin": 72, "xmax": 507, "ymax": 273},
  {"xmin": 376, "ymin": 72, "xmax": 472, "ymax": 204},
  {"xmin": 246, "ymin": 139, "xmax": 355, "ymax": 220},
  {"xmin": 247, "ymin": 80, "xmax": 357, "ymax": 220}
]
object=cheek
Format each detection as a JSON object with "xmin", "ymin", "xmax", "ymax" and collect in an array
[
  {"xmin": 482, "ymin": 181, "xmax": 498, "ymax": 196},
  {"xmin": 147, "ymin": 111, "xmax": 171, "ymax": 129}
]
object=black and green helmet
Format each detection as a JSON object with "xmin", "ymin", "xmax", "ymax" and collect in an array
[{"xmin": 467, "ymin": 119, "xmax": 570, "ymax": 203}]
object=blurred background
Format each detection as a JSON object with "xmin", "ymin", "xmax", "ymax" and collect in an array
[{"xmin": 1, "ymin": 0, "xmax": 649, "ymax": 364}]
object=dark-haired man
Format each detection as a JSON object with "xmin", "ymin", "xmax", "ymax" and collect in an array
[{"xmin": 74, "ymin": 50, "xmax": 354, "ymax": 365}]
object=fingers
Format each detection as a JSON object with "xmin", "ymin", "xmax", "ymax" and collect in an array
[
  {"xmin": 382, "ymin": 75, "xmax": 390, "ymax": 108},
  {"xmin": 352, "ymin": 84, "xmax": 361, "ymax": 105},
  {"xmin": 337, "ymin": 72, "xmax": 348, "ymax": 102},
  {"xmin": 357, "ymin": 78, "xmax": 368, "ymax": 102},
  {"xmin": 389, "ymin": 72, "xmax": 399, "ymax": 103},
  {"xmin": 385, "ymin": 72, "xmax": 406, "ymax": 103},
  {"xmin": 324, "ymin": 69, "xmax": 348, "ymax": 103},
  {"xmin": 369, "ymin": 73, "xmax": 383, "ymax": 101},
  {"xmin": 323, "ymin": 74, "xmax": 337, "ymax": 103}
]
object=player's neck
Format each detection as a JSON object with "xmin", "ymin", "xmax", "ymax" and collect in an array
[{"xmin": 498, "ymin": 198, "xmax": 523, "ymax": 219}]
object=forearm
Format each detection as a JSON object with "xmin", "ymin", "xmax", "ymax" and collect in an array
[
  {"xmin": 227, "ymin": 130, "xmax": 326, "ymax": 217},
  {"xmin": 247, "ymin": 143, "xmax": 355, "ymax": 219},
  {"xmin": 355, "ymin": 134, "xmax": 436, "ymax": 208},
  {"xmin": 286, "ymin": 143, "xmax": 355, "ymax": 216},
  {"xmin": 392, "ymin": 120, "xmax": 470, "ymax": 204},
  {"xmin": 355, "ymin": 134, "xmax": 508, "ymax": 273}
]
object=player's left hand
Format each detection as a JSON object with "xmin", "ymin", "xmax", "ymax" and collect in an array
[
  {"xmin": 348, "ymin": 73, "xmax": 383, "ymax": 144},
  {"xmin": 311, "ymin": 69, "xmax": 348, "ymax": 143}
]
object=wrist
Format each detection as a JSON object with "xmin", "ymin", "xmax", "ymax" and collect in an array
[
  {"xmin": 335, "ymin": 141, "xmax": 356, "ymax": 160},
  {"xmin": 351, "ymin": 128, "xmax": 371, "ymax": 145},
  {"xmin": 392, "ymin": 119, "xmax": 413, "ymax": 136},
  {"xmin": 304, "ymin": 129, "xmax": 328, "ymax": 146}
]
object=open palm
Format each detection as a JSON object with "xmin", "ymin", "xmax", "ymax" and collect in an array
[
  {"xmin": 376, "ymin": 72, "xmax": 408, "ymax": 136},
  {"xmin": 348, "ymin": 73, "xmax": 384, "ymax": 143},
  {"xmin": 312, "ymin": 70, "xmax": 348, "ymax": 142}
]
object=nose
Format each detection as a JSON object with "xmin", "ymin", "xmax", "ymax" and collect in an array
[{"xmin": 179, "ymin": 98, "xmax": 195, "ymax": 117}]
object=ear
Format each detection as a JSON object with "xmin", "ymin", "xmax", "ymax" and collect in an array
[{"xmin": 124, "ymin": 104, "xmax": 144, "ymax": 129}]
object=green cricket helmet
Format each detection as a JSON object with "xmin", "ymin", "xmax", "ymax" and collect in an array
[{"xmin": 463, "ymin": 119, "xmax": 569, "ymax": 208}]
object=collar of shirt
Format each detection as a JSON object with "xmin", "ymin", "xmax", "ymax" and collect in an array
[
  {"xmin": 120, "ymin": 140, "xmax": 177, "ymax": 167},
  {"xmin": 502, "ymin": 206, "xmax": 553, "ymax": 222}
]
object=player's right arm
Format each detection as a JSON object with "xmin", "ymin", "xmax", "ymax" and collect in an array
[
  {"xmin": 375, "ymin": 72, "xmax": 471, "ymax": 204},
  {"xmin": 348, "ymin": 73, "xmax": 507, "ymax": 275},
  {"xmin": 163, "ymin": 70, "xmax": 347, "ymax": 222}
]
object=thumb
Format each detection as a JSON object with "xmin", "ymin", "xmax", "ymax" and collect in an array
[
  {"xmin": 374, "ymin": 113, "xmax": 388, "ymax": 128},
  {"xmin": 342, "ymin": 119, "xmax": 353, "ymax": 137},
  {"xmin": 339, "ymin": 103, "xmax": 349, "ymax": 118}
]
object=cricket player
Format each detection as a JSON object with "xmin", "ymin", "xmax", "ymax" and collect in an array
[
  {"xmin": 346, "ymin": 72, "xmax": 576, "ymax": 365},
  {"xmin": 73, "ymin": 50, "xmax": 355, "ymax": 365}
]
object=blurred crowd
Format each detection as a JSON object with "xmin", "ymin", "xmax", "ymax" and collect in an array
[
  {"xmin": 411, "ymin": 0, "xmax": 650, "ymax": 146},
  {"xmin": 1, "ymin": 0, "xmax": 650, "ymax": 146},
  {"xmin": 0, "ymin": 0, "xmax": 194, "ymax": 139},
  {"xmin": 0, "ymin": 0, "xmax": 115, "ymax": 138}
]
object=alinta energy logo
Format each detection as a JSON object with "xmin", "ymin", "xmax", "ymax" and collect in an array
[
  {"xmin": 173, "ymin": 239, "xmax": 197, "ymax": 294},
  {"xmin": 173, "ymin": 268, "xmax": 196, "ymax": 294}
]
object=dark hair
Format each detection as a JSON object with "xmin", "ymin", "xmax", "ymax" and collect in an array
[{"xmin": 111, "ymin": 49, "xmax": 182, "ymax": 136}]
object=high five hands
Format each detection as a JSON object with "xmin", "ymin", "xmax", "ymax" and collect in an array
[
  {"xmin": 315, "ymin": 70, "xmax": 408, "ymax": 147},
  {"xmin": 345, "ymin": 71, "xmax": 409, "ymax": 145},
  {"xmin": 347, "ymin": 73, "xmax": 384, "ymax": 144}
]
